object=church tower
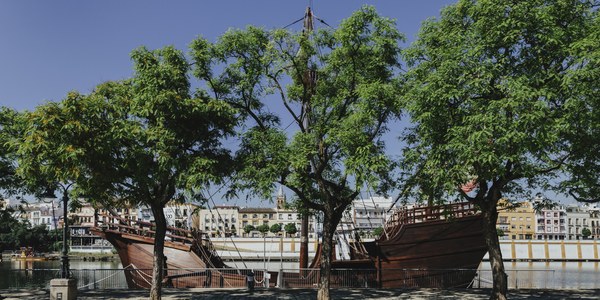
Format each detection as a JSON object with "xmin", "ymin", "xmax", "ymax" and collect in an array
[{"xmin": 276, "ymin": 185, "xmax": 286, "ymax": 210}]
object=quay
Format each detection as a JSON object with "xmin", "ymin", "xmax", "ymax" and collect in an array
[{"xmin": 1, "ymin": 288, "xmax": 599, "ymax": 300}]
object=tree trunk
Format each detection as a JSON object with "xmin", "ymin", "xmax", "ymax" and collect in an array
[
  {"xmin": 317, "ymin": 213, "xmax": 333, "ymax": 300},
  {"xmin": 481, "ymin": 200, "xmax": 507, "ymax": 300},
  {"xmin": 149, "ymin": 205, "xmax": 167, "ymax": 300}
]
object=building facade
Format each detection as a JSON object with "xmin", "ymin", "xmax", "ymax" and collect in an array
[
  {"xmin": 496, "ymin": 200, "xmax": 535, "ymax": 240},
  {"xmin": 351, "ymin": 196, "xmax": 393, "ymax": 234},
  {"xmin": 199, "ymin": 205, "xmax": 239, "ymax": 237},
  {"xmin": 535, "ymin": 204, "xmax": 567, "ymax": 240}
]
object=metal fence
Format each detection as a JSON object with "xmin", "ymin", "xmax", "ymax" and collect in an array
[{"xmin": 2, "ymin": 267, "xmax": 558, "ymax": 290}]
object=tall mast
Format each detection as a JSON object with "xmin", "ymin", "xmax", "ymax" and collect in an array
[{"xmin": 299, "ymin": 5, "xmax": 314, "ymax": 271}]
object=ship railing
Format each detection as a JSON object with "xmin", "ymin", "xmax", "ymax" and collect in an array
[
  {"xmin": 95, "ymin": 214, "xmax": 209, "ymax": 247},
  {"xmin": 384, "ymin": 202, "xmax": 479, "ymax": 234}
]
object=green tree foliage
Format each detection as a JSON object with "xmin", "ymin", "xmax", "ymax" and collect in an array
[
  {"xmin": 257, "ymin": 224, "xmax": 270, "ymax": 235},
  {"xmin": 270, "ymin": 223, "xmax": 282, "ymax": 234},
  {"xmin": 373, "ymin": 226, "xmax": 383, "ymax": 237},
  {"xmin": 496, "ymin": 229, "xmax": 505, "ymax": 238},
  {"xmin": 243, "ymin": 225, "xmax": 255, "ymax": 235},
  {"xmin": 401, "ymin": 1, "xmax": 598, "ymax": 299},
  {"xmin": 88, "ymin": 46, "xmax": 234, "ymax": 300},
  {"xmin": 17, "ymin": 46, "xmax": 235, "ymax": 300},
  {"xmin": 190, "ymin": 7, "xmax": 403, "ymax": 298},
  {"xmin": 0, "ymin": 108, "xmax": 25, "ymax": 196},
  {"xmin": 0, "ymin": 206, "xmax": 55, "ymax": 252},
  {"xmin": 581, "ymin": 228, "xmax": 592, "ymax": 238},
  {"xmin": 560, "ymin": 10, "xmax": 600, "ymax": 202},
  {"xmin": 284, "ymin": 223, "xmax": 298, "ymax": 236}
]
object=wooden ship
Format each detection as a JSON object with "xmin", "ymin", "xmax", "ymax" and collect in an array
[
  {"xmin": 339, "ymin": 202, "xmax": 486, "ymax": 288},
  {"xmin": 90, "ymin": 215, "xmax": 257, "ymax": 289},
  {"xmin": 280, "ymin": 201, "xmax": 487, "ymax": 288},
  {"xmin": 91, "ymin": 201, "xmax": 487, "ymax": 289}
]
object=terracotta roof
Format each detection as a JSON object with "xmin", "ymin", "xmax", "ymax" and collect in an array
[{"xmin": 238, "ymin": 207, "xmax": 276, "ymax": 213}]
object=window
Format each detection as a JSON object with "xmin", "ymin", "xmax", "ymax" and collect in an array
[
  {"xmin": 242, "ymin": 214, "xmax": 248, "ymax": 219},
  {"xmin": 288, "ymin": 214, "xmax": 292, "ymax": 220},
  {"xmin": 279, "ymin": 214, "xmax": 283, "ymax": 220}
]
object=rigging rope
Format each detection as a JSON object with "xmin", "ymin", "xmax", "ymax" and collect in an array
[{"xmin": 201, "ymin": 184, "xmax": 249, "ymax": 270}]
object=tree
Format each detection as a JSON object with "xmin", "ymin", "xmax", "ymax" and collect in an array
[
  {"xmin": 496, "ymin": 229, "xmax": 505, "ymax": 238},
  {"xmin": 190, "ymin": 7, "xmax": 403, "ymax": 299},
  {"xmin": 581, "ymin": 228, "xmax": 592, "ymax": 239},
  {"xmin": 373, "ymin": 226, "xmax": 383, "ymax": 237},
  {"xmin": 257, "ymin": 224, "xmax": 270, "ymax": 235},
  {"xmin": 270, "ymin": 223, "xmax": 282, "ymax": 235},
  {"xmin": 243, "ymin": 225, "xmax": 255, "ymax": 236},
  {"xmin": 18, "ymin": 46, "xmax": 235, "ymax": 300},
  {"xmin": 401, "ymin": 1, "xmax": 597, "ymax": 299},
  {"xmin": 0, "ymin": 107, "xmax": 25, "ymax": 196},
  {"xmin": 559, "ymin": 9, "xmax": 600, "ymax": 203},
  {"xmin": 284, "ymin": 223, "xmax": 298, "ymax": 237}
]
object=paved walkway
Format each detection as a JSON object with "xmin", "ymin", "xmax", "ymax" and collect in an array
[{"xmin": 2, "ymin": 288, "xmax": 599, "ymax": 299}]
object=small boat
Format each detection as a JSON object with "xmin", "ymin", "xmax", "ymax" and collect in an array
[{"xmin": 12, "ymin": 247, "xmax": 48, "ymax": 261}]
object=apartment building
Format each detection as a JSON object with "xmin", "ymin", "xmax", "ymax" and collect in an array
[
  {"xmin": 535, "ymin": 204, "xmax": 567, "ymax": 240},
  {"xmin": 496, "ymin": 200, "xmax": 535, "ymax": 240},
  {"xmin": 199, "ymin": 205, "xmax": 238, "ymax": 237},
  {"xmin": 352, "ymin": 196, "xmax": 393, "ymax": 234}
]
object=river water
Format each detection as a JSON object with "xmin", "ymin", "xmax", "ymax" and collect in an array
[{"xmin": 1, "ymin": 259, "xmax": 599, "ymax": 289}]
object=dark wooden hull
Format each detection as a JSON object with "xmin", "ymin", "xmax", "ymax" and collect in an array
[
  {"xmin": 90, "ymin": 226, "xmax": 252, "ymax": 289},
  {"xmin": 327, "ymin": 214, "xmax": 487, "ymax": 288}
]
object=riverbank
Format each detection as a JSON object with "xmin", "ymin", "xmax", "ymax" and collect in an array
[{"xmin": 1, "ymin": 288, "xmax": 599, "ymax": 300}]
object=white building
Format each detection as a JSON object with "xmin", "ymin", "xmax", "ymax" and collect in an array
[
  {"xmin": 534, "ymin": 200, "xmax": 567, "ymax": 240},
  {"xmin": 565, "ymin": 205, "xmax": 593, "ymax": 240},
  {"xmin": 351, "ymin": 196, "xmax": 393, "ymax": 234},
  {"xmin": 199, "ymin": 205, "xmax": 239, "ymax": 237}
]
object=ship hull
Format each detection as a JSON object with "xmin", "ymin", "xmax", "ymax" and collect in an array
[
  {"xmin": 90, "ymin": 218, "xmax": 251, "ymax": 289},
  {"xmin": 374, "ymin": 214, "xmax": 486, "ymax": 288}
]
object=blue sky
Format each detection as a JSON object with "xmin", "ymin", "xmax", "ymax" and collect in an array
[
  {"xmin": 0, "ymin": 0, "xmax": 455, "ymax": 111},
  {"xmin": 2, "ymin": 1, "xmax": 573, "ymax": 206}
]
